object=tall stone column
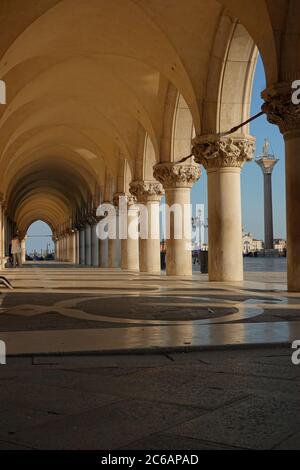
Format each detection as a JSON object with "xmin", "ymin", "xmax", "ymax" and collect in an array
[
  {"xmin": 99, "ymin": 237, "xmax": 109, "ymax": 268},
  {"xmin": 79, "ymin": 227, "xmax": 86, "ymax": 265},
  {"xmin": 0, "ymin": 195, "xmax": 4, "ymax": 269},
  {"xmin": 58, "ymin": 237, "xmax": 62, "ymax": 261},
  {"xmin": 69, "ymin": 231, "xmax": 77, "ymax": 263},
  {"xmin": 108, "ymin": 202, "xmax": 121, "ymax": 268},
  {"xmin": 115, "ymin": 193, "xmax": 139, "ymax": 271},
  {"xmin": 94, "ymin": 209, "xmax": 109, "ymax": 268},
  {"xmin": 262, "ymin": 83, "xmax": 300, "ymax": 291},
  {"xmin": 85, "ymin": 224, "xmax": 92, "ymax": 266},
  {"xmin": 130, "ymin": 181, "xmax": 164, "ymax": 273},
  {"xmin": 60, "ymin": 236, "xmax": 65, "ymax": 261},
  {"xmin": 255, "ymin": 140, "xmax": 279, "ymax": 250},
  {"xmin": 75, "ymin": 230, "xmax": 80, "ymax": 264},
  {"xmin": 91, "ymin": 223, "xmax": 100, "ymax": 267},
  {"xmin": 153, "ymin": 162, "xmax": 201, "ymax": 276},
  {"xmin": 193, "ymin": 135, "xmax": 255, "ymax": 282},
  {"xmin": 55, "ymin": 238, "xmax": 60, "ymax": 261},
  {"xmin": 108, "ymin": 237, "xmax": 121, "ymax": 268},
  {"xmin": 65, "ymin": 234, "xmax": 70, "ymax": 261},
  {"xmin": 21, "ymin": 238, "xmax": 26, "ymax": 264}
]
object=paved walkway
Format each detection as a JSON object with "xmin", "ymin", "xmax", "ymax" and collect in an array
[
  {"xmin": 0, "ymin": 347, "xmax": 299, "ymax": 450},
  {"xmin": 0, "ymin": 262, "xmax": 299, "ymax": 355},
  {"xmin": 0, "ymin": 263, "xmax": 299, "ymax": 450}
]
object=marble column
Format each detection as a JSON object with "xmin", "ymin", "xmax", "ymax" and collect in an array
[
  {"xmin": 65, "ymin": 234, "xmax": 69, "ymax": 261},
  {"xmin": 60, "ymin": 236, "xmax": 65, "ymax": 261},
  {"xmin": 255, "ymin": 145, "xmax": 279, "ymax": 250},
  {"xmin": 85, "ymin": 224, "xmax": 92, "ymax": 266},
  {"xmin": 107, "ymin": 206, "xmax": 121, "ymax": 268},
  {"xmin": 130, "ymin": 181, "xmax": 164, "ymax": 273},
  {"xmin": 193, "ymin": 135, "xmax": 255, "ymax": 282},
  {"xmin": 115, "ymin": 193, "xmax": 139, "ymax": 271},
  {"xmin": 55, "ymin": 238, "xmax": 60, "ymax": 261},
  {"xmin": 0, "ymin": 195, "xmax": 4, "ymax": 269},
  {"xmin": 153, "ymin": 162, "xmax": 201, "ymax": 276},
  {"xmin": 91, "ymin": 223, "xmax": 100, "ymax": 267},
  {"xmin": 69, "ymin": 231, "xmax": 77, "ymax": 264},
  {"xmin": 99, "ymin": 238, "xmax": 109, "ymax": 268},
  {"xmin": 75, "ymin": 230, "xmax": 80, "ymax": 264},
  {"xmin": 21, "ymin": 238, "xmax": 26, "ymax": 264},
  {"xmin": 64, "ymin": 235, "xmax": 68, "ymax": 261},
  {"xmin": 262, "ymin": 83, "xmax": 300, "ymax": 291},
  {"xmin": 58, "ymin": 237, "xmax": 62, "ymax": 261},
  {"xmin": 79, "ymin": 228, "xmax": 86, "ymax": 265}
]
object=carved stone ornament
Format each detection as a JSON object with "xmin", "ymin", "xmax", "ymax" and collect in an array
[
  {"xmin": 262, "ymin": 83, "xmax": 300, "ymax": 134},
  {"xmin": 113, "ymin": 192, "xmax": 125, "ymax": 208},
  {"xmin": 113, "ymin": 192, "xmax": 136, "ymax": 208},
  {"xmin": 129, "ymin": 180, "xmax": 164, "ymax": 202},
  {"xmin": 87, "ymin": 211, "xmax": 98, "ymax": 225},
  {"xmin": 153, "ymin": 162, "xmax": 201, "ymax": 189},
  {"xmin": 192, "ymin": 135, "xmax": 255, "ymax": 170}
]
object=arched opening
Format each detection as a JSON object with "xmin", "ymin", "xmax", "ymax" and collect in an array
[
  {"xmin": 25, "ymin": 221, "xmax": 54, "ymax": 262},
  {"xmin": 241, "ymin": 53, "xmax": 286, "ymax": 273}
]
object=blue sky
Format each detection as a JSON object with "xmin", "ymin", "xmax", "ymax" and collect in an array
[{"xmin": 27, "ymin": 55, "xmax": 286, "ymax": 252}]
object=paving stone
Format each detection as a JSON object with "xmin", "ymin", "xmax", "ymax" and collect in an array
[
  {"xmin": 0, "ymin": 439, "xmax": 35, "ymax": 450},
  {"xmin": 275, "ymin": 430, "xmax": 300, "ymax": 449},
  {"xmin": 0, "ymin": 381, "xmax": 119, "ymax": 415},
  {"xmin": 9, "ymin": 399, "xmax": 202, "ymax": 450},
  {"xmin": 122, "ymin": 433, "xmax": 243, "ymax": 450},
  {"xmin": 32, "ymin": 354, "xmax": 172, "ymax": 368},
  {"xmin": 166, "ymin": 395, "xmax": 300, "ymax": 450},
  {"xmin": 0, "ymin": 405, "xmax": 60, "ymax": 436}
]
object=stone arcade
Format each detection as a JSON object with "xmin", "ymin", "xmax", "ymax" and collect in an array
[{"xmin": 0, "ymin": 0, "xmax": 299, "ymax": 291}]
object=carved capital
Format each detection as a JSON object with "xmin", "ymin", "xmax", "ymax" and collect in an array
[
  {"xmin": 262, "ymin": 83, "xmax": 300, "ymax": 134},
  {"xmin": 113, "ymin": 192, "xmax": 136, "ymax": 208},
  {"xmin": 129, "ymin": 180, "xmax": 164, "ymax": 202},
  {"xmin": 153, "ymin": 162, "xmax": 201, "ymax": 189},
  {"xmin": 192, "ymin": 135, "xmax": 255, "ymax": 170},
  {"xmin": 113, "ymin": 192, "xmax": 125, "ymax": 208}
]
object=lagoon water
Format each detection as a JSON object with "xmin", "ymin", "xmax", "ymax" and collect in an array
[
  {"xmin": 243, "ymin": 257, "xmax": 287, "ymax": 272},
  {"xmin": 192, "ymin": 256, "xmax": 287, "ymax": 273}
]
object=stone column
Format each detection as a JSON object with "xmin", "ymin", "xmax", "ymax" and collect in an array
[
  {"xmin": 21, "ymin": 238, "xmax": 26, "ymax": 264},
  {"xmin": 58, "ymin": 237, "xmax": 62, "ymax": 261},
  {"xmin": 263, "ymin": 171, "xmax": 275, "ymax": 250},
  {"xmin": 59, "ymin": 235, "xmax": 62, "ymax": 260},
  {"xmin": 65, "ymin": 234, "xmax": 70, "ymax": 261},
  {"xmin": 69, "ymin": 231, "xmax": 77, "ymax": 264},
  {"xmin": 0, "ymin": 195, "xmax": 4, "ymax": 269},
  {"xmin": 262, "ymin": 83, "xmax": 300, "ymax": 291},
  {"xmin": 79, "ymin": 227, "xmax": 86, "ymax": 265},
  {"xmin": 108, "ymin": 203, "xmax": 121, "ymax": 268},
  {"xmin": 85, "ymin": 224, "xmax": 92, "ymax": 266},
  {"xmin": 193, "ymin": 135, "xmax": 255, "ymax": 282},
  {"xmin": 153, "ymin": 162, "xmax": 201, "ymax": 276},
  {"xmin": 115, "ymin": 193, "xmax": 139, "ymax": 271},
  {"xmin": 130, "ymin": 181, "xmax": 164, "ymax": 273},
  {"xmin": 60, "ymin": 236, "xmax": 65, "ymax": 261},
  {"xmin": 55, "ymin": 238, "xmax": 59, "ymax": 261},
  {"xmin": 108, "ymin": 237, "xmax": 121, "ymax": 268},
  {"xmin": 99, "ymin": 237, "xmax": 108, "ymax": 268},
  {"xmin": 75, "ymin": 230, "xmax": 80, "ymax": 264},
  {"xmin": 91, "ymin": 223, "xmax": 100, "ymax": 267},
  {"xmin": 94, "ymin": 207, "xmax": 111, "ymax": 269}
]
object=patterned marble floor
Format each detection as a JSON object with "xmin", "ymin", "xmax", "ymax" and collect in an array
[{"xmin": 0, "ymin": 262, "xmax": 299, "ymax": 355}]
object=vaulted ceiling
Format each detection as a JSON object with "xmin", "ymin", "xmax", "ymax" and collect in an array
[{"xmin": 0, "ymin": 0, "xmax": 297, "ymax": 233}]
